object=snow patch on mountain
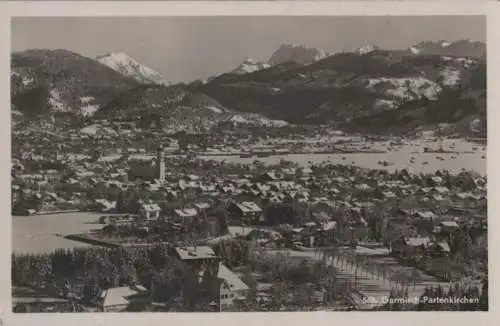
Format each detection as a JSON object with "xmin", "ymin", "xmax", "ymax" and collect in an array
[
  {"xmin": 230, "ymin": 115, "xmax": 250, "ymax": 124},
  {"xmin": 96, "ymin": 52, "xmax": 170, "ymax": 86},
  {"xmin": 11, "ymin": 109, "xmax": 23, "ymax": 116},
  {"xmin": 232, "ymin": 58, "xmax": 270, "ymax": 74},
  {"xmin": 78, "ymin": 96, "xmax": 100, "ymax": 117},
  {"xmin": 12, "ymin": 71, "xmax": 35, "ymax": 87},
  {"xmin": 80, "ymin": 124, "xmax": 99, "ymax": 135},
  {"xmin": 80, "ymin": 105, "xmax": 100, "ymax": 117},
  {"xmin": 49, "ymin": 89, "xmax": 71, "ymax": 112},
  {"xmin": 256, "ymin": 117, "xmax": 288, "ymax": 128},
  {"xmin": 229, "ymin": 114, "xmax": 288, "ymax": 128},
  {"xmin": 205, "ymin": 106, "xmax": 223, "ymax": 114},
  {"xmin": 441, "ymin": 56, "xmax": 476, "ymax": 69},
  {"xmin": 357, "ymin": 44, "xmax": 378, "ymax": 55},
  {"xmin": 440, "ymin": 67, "xmax": 461, "ymax": 87},
  {"xmin": 367, "ymin": 77, "xmax": 442, "ymax": 101},
  {"xmin": 22, "ymin": 76, "xmax": 34, "ymax": 86},
  {"xmin": 374, "ymin": 99, "xmax": 398, "ymax": 111},
  {"xmin": 409, "ymin": 39, "xmax": 486, "ymax": 58},
  {"xmin": 409, "ymin": 47, "xmax": 421, "ymax": 55},
  {"xmin": 268, "ymin": 44, "xmax": 330, "ymax": 66}
]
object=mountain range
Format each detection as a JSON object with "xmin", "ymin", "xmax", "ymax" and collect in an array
[
  {"xmin": 11, "ymin": 39, "xmax": 486, "ymax": 136},
  {"xmin": 409, "ymin": 39, "xmax": 486, "ymax": 58}
]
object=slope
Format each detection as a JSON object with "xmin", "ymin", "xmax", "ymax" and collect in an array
[{"xmin": 11, "ymin": 49, "xmax": 138, "ymax": 120}]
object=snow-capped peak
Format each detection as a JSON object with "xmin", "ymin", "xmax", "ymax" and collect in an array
[
  {"xmin": 268, "ymin": 44, "xmax": 331, "ymax": 66},
  {"xmin": 409, "ymin": 46, "xmax": 421, "ymax": 55},
  {"xmin": 440, "ymin": 41, "xmax": 451, "ymax": 48},
  {"xmin": 231, "ymin": 58, "xmax": 270, "ymax": 75},
  {"xmin": 96, "ymin": 52, "xmax": 170, "ymax": 86},
  {"xmin": 409, "ymin": 39, "xmax": 486, "ymax": 58},
  {"xmin": 357, "ymin": 44, "xmax": 378, "ymax": 55}
]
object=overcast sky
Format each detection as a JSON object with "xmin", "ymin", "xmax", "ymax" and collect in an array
[{"xmin": 12, "ymin": 16, "xmax": 486, "ymax": 83}]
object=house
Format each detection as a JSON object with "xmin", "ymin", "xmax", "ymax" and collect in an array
[
  {"xmin": 436, "ymin": 220, "xmax": 460, "ymax": 234},
  {"xmin": 313, "ymin": 221, "xmax": 337, "ymax": 247},
  {"xmin": 172, "ymin": 246, "xmax": 221, "ymax": 284},
  {"xmin": 108, "ymin": 215, "xmax": 136, "ymax": 227},
  {"xmin": 392, "ymin": 236, "xmax": 431, "ymax": 260},
  {"xmin": 432, "ymin": 194, "xmax": 445, "ymax": 201},
  {"xmin": 174, "ymin": 208, "xmax": 198, "ymax": 223},
  {"xmin": 139, "ymin": 203, "xmax": 161, "ymax": 221},
  {"xmin": 415, "ymin": 210, "xmax": 436, "ymax": 221},
  {"xmin": 228, "ymin": 201, "xmax": 264, "ymax": 225},
  {"xmin": 297, "ymin": 229, "xmax": 317, "ymax": 247},
  {"xmin": 245, "ymin": 229, "xmax": 282, "ymax": 244},
  {"xmin": 426, "ymin": 242, "xmax": 451, "ymax": 257},
  {"xmin": 356, "ymin": 183, "xmax": 372, "ymax": 191},
  {"xmin": 434, "ymin": 186, "xmax": 450, "ymax": 195},
  {"xmin": 218, "ymin": 263, "xmax": 250, "ymax": 310},
  {"xmin": 312, "ymin": 211, "xmax": 331, "ymax": 224},
  {"xmin": 186, "ymin": 174, "xmax": 200, "ymax": 182},
  {"xmin": 301, "ymin": 167, "xmax": 313, "ymax": 176},
  {"xmin": 200, "ymin": 185, "xmax": 217, "ymax": 194},
  {"xmin": 258, "ymin": 172, "xmax": 280, "ymax": 183},
  {"xmin": 94, "ymin": 199, "xmax": 116, "ymax": 212},
  {"xmin": 174, "ymin": 245, "xmax": 219, "ymax": 262},
  {"xmin": 455, "ymin": 192, "xmax": 473, "ymax": 200},
  {"xmin": 99, "ymin": 285, "xmax": 149, "ymax": 312},
  {"xmin": 382, "ymin": 191, "xmax": 397, "ymax": 199},
  {"xmin": 194, "ymin": 202, "xmax": 211, "ymax": 214},
  {"xmin": 431, "ymin": 176, "xmax": 443, "ymax": 185}
]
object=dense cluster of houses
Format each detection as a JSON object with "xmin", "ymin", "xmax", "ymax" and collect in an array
[
  {"xmin": 13, "ymin": 140, "xmax": 486, "ymax": 250},
  {"xmin": 11, "ymin": 124, "xmax": 488, "ymax": 312}
]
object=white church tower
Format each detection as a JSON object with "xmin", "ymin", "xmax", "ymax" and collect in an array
[{"xmin": 156, "ymin": 145, "xmax": 166, "ymax": 183}]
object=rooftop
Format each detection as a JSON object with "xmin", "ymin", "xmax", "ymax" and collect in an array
[
  {"xmin": 217, "ymin": 263, "xmax": 249, "ymax": 292},
  {"xmin": 101, "ymin": 285, "xmax": 148, "ymax": 308},
  {"xmin": 235, "ymin": 201, "xmax": 262, "ymax": 213},
  {"xmin": 174, "ymin": 208, "xmax": 198, "ymax": 217},
  {"xmin": 174, "ymin": 246, "xmax": 219, "ymax": 260}
]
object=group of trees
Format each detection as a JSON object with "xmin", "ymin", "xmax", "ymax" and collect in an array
[
  {"xmin": 12, "ymin": 242, "xmax": 343, "ymax": 312},
  {"xmin": 11, "ymin": 245, "xmax": 205, "ymax": 308},
  {"xmin": 213, "ymin": 239, "xmax": 251, "ymax": 268},
  {"xmin": 229, "ymin": 250, "xmax": 346, "ymax": 311}
]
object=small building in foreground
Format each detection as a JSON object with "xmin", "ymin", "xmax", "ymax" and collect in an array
[
  {"xmin": 218, "ymin": 263, "xmax": 250, "ymax": 310},
  {"xmin": 99, "ymin": 285, "xmax": 149, "ymax": 312}
]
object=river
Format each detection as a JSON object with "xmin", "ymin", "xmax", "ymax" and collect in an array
[{"xmin": 12, "ymin": 212, "xmax": 103, "ymax": 254}]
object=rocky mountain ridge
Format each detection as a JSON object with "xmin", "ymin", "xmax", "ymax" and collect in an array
[{"xmin": 11, "ymin": 40, "xmax": 486, "ymax": 136}]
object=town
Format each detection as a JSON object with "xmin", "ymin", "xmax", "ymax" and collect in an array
[
  {"xmin": 10, "ymin": 14, "xmax": 488, "ymax": 314},
  {"xmin": 12, "ymin": 125, "xmax": 488, "ymax": 312}
]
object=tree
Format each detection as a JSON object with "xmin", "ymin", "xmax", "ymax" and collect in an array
[{"xmin": 116, "ymin": 190, "xmax": 139, "ymax": 214}]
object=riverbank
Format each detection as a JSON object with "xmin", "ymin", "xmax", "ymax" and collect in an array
[
  {"xmin": 64, "ymin": 234, "xmax": 120, "ymax": 248},
  {"xmin": 13, "ymin": 212, "xmax": 104, "ymax": 254},
  {"xmin": 64, "ymin": 233, "xmax": 170, "ymax": 249},
  {"xmin": 32, "ymin": 209, "xmax": 82, "ymax": 216}
]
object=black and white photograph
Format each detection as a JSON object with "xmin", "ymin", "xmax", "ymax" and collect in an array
[{"xmin": 10, "ymin": 15, "xmax": 487, "ymax": 313}]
